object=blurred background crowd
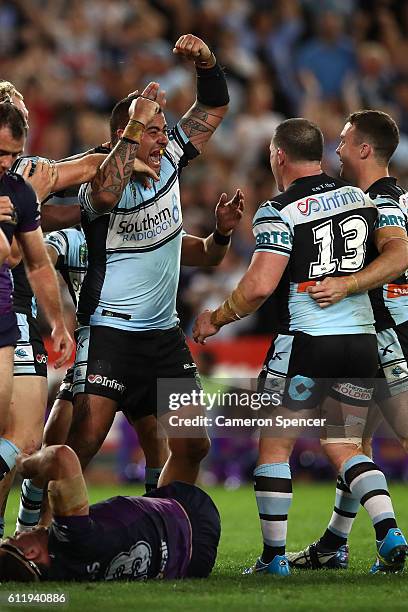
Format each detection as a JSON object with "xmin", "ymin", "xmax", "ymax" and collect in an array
[{"xmin": 4, "ymin": 0, "xmax": 408, "ymax": 483}]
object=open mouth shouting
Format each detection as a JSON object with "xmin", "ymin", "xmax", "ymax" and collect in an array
[{"xmin": 149, "ymin": 148, "xmax": 164, "ymax": 170}]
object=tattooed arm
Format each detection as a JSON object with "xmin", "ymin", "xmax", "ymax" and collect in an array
[
  {"xmin": 173, "ymin": 34, "xmax": 229, "ymax": 152},
  {"xmin": 88, "ymin": 83, "xmax": 163, "ymax": 213}
]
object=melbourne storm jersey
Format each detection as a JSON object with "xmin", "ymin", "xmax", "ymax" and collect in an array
[
  {"xmin": 0, "ymin": 173, "xmax": 40, "ymax": 315},
  {"xmin": 10, "ymin": 156, "xmax": 49, "ymax": 317},
  {"xmin": 253, "ymin": 173, "xmax": 379, "ymax": 336},
  {"xmin": 77, "ymin": 124, "xmax": 198, "ymax": 331},
  {"xmin": 367, "ymin": 177, "xmax": 408, "ymax": 331},
  {"xmin": 45, "ymin": 227, "xmax": 87, "ymax": 307},
  {"xmin": 47, "ymin": 495, "xmax": 191, "ymax": 581}
]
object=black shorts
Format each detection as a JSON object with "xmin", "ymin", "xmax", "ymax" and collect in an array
[
  {"xmin": 146, "ymin": 481, "xmax": 220, "ymax": 578},
  {"xmin": 73, "ymin": 325, "xmax": 201, "ymax": 419},
  {"xmin": 259, "ymin": 332, "xmax": 378, "ymax": 410},
  {"xmin": 0, "ymin": 311, "xmax": 20, "ymax": 349},
  {"xmin": 14, "ymin": 313, "xmax": 47, "ymax": 377},
  {"xmin": 55, "ymin": 366, "xmax": 74, "ymax": 402},
  {"xmin": 375, "ymin": 321, "xmax": 408, "ymax": 400}
]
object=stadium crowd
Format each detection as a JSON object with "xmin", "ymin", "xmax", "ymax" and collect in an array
[{"xmin": 2, "ymin": 0, "xmax": 408, "ymax": 334}]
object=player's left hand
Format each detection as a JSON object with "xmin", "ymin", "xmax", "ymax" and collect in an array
[
  {"xmin": 307, "ymin": 276, "xmax": 348, "ymax": 308},
  {"xmin": 193, "ymin": 310, "xmax": 220, "ymax": 344},
  {"xmin": 51, "ymin": 323, "xmax": 74, "ymax": 369},
  {"xmin": 22, "ymin": 159, "xmax": 58, "ymax": 202},
  {"xmin": 215, "ymin": 189, "xmax": 244, "ymax": 236},
  {"xmin": 173, "ymin": 34, "xmax": 214, "ymax": 66}
]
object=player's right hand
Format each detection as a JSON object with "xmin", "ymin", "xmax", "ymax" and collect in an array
[
  {"xmin": 0, "ymin": 196, "xmax": 14, "ymax": 223},
  {"xmin": 129, "ymin": 82, "xmax": 166, "ymax": 126},
  {"xmin": 51, "ymin": 323, "xmax": 74, "ymax": 369}
]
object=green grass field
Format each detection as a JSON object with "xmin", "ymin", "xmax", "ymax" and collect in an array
[{"xmin": 0, "ymin": 482, "xmax": 407, "ymax": 612}]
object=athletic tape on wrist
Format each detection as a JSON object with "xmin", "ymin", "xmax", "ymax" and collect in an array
[{"xmin": 122, "ymin": 119, "xmax": 145, "ymax": 143}]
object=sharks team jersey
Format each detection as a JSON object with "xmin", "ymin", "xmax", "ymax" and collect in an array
[
  {"xmin": 253, "ymin": 173, "xmax": 379, "ymax": 336},
  {"xmin": 45, "ymin": 227, "xmax": 87, "ymax": 307},
  {"xmin": 367, "ymin": 177, "xmax": 408, "ymax": 331},
  {"xmin": 77, "ymin": 124, "xmax": 198, "ymax": 331}
]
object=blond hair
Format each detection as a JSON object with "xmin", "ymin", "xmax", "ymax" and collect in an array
[{"xmin": 0, "ymin": 80, "xmax": 24, "ymax": 103}]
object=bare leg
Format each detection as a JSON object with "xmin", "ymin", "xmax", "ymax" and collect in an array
[
  {"xmin": 158, "ymin": 405, "xmax": 210, "ymax": 486},
  {"xmin": 66, "ymin": 393, "xmax": 117, "ymax": 470}
]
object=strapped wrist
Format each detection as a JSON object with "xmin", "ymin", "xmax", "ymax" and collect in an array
[
  {"xmin": 344, "ymin": 274, "xmax": 359, "ymax": 295},
  {"xmin": 122, "ymin": 119, "xmax": 145, "ymax": 143},
  {"xmin": 213, "ymin": 229, "xmax": 231, "ymax": 245},
  {"xmin": 196, "ymin": 61, "xmax": 229, "ymax": 107}
]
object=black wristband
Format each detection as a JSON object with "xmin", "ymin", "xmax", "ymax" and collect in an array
[
  {"xmin": 196, "ymin": 62, "xmax": 229, "ymax": 107},
  {"xmin": 213, "ymin": 229, "xmax": 231, "ymax": 246}
]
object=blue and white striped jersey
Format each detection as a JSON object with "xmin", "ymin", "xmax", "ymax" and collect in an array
[
  {"xmin": 45, "ymin": 227, "xmax": 87, "ymax": 307},
  {"xmin": 77, "ymin": 123, "xmax": 198, "ymax": 331}
]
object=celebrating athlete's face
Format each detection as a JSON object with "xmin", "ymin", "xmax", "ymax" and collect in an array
[
  {"xmin": 0, "ymin": 127, "xmax": 25, "ymax": 179},
  {"xmin": 136, "ymin": 112, "xmax": 169, "ymax": 174},
  {"xmin": 336, "ymin": 122, "xmax": 361, "ymax": 183}
]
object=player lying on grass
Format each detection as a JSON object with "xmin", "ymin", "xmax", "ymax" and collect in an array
[
  {"xmin": 15, "ymin": 189, "xmax": 243, "ymax": 533},
  {"xmin": 0, "ymin": 445, "xmax": 220, "ymax": 581}
]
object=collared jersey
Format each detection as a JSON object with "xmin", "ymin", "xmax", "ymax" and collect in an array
[{"xmin": 77, "ymin": 124, "xmax": 198, "ymax": 331}]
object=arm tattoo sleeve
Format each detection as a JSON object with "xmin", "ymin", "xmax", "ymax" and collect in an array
[
  {"xmin": 91, "ymin": 139, "xmax": 140, "ymax": 205},
  {"xmin": 180, "ymin": 103, "xmax": 224, "ymax": 148}
]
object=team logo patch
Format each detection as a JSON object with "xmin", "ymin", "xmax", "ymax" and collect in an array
[
  {"xmin": 15, "ymin": 348, "xmax": 29, "ymax": 358},
  {"xmin": 392, "ymin": 366, "xmax": 404, "ymax": 378},
  {"xmin": 79, "ymin": 243, "xmax": 88, "ymax": 266},
  {"xmin": 105, "ymin": 541, "xmax": 152, "ymax": 581}
]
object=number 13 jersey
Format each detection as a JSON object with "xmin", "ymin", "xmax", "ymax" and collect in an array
[{"xmin": 253, "ymin": 173, "xmax": 382, "ymax": 336}]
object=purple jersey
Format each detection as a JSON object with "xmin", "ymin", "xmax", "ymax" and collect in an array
[
  {"xmin": 47, "ymin": 495, "xmax": 192, "ymax": 581},
  {"xmin": 0, "ymin": 172, "xmax": 40, "ymax": 315}
]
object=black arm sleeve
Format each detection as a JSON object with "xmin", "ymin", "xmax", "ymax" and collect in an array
[{"xmin": 196, "ymin": 63, "xmax": 229, "ymax": 107}]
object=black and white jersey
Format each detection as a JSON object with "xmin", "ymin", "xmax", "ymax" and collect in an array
[
  {"xmin": 253, "ymin": 173, "xmax": 379, "ymax": 336},
  {"xmin": 367, "ymin": 177, "xmax": 408, "ymax": 331}
]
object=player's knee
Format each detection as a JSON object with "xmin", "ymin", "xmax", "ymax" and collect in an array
[{"xmin": 169, "ymin": 436, "xmax": 210, "ymax": 463}]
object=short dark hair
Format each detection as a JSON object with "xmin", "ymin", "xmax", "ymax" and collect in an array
[
  {"xmin": 110, "ymin": 94, "xmax": 140, "ymax": 143},
  {"xmin": 0, "ymin": 102, "xmax": 27, "ymax": 140},
  {"xmin": 273, "ymin": 118, "xmax": 323, "ymax": 162},
  {"xmin": 347, "ymin": 110, "xmax": 399, "ymax": 163}
]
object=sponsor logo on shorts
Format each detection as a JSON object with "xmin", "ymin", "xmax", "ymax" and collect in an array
[
  {"xmin": 332, "ymin": 382, "xmax": 373, "ymax": 401},
  {"xmin": 35, "ymin": 353, "xmax": 48, "ymax": 364},
  {"xmin": 87, "ymin": 374, "xmax": 125, "ymax": 393},
  {"xmin": 183, "ymin": 362, "xmax": 196, "ymax": 370},
  {"xmin": 386, "ymin": 283, "xmax": 408, "ymax": 298}
]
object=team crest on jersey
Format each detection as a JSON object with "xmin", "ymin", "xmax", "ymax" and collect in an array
[
  {"xmin": 105, "ymin": 541, "xmax": 152, "ymax": 581},
  {"xmin": 79, "ymin": 243, "xmax": 88, "ymax": 266}
]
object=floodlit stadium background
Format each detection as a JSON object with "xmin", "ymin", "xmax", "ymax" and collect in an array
[{"xmin": 6, "ymin": 0, "xmax": 408, "ymax": 485}]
